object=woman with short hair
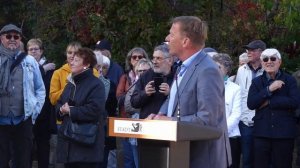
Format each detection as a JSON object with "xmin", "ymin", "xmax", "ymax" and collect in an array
[
  {"xmin": 56, "ymin": 48, "xmax": 106, "ymax": 168},
  {"xmin": 212, "ymin": 53, "xmax": 242, "ymax": 168}
]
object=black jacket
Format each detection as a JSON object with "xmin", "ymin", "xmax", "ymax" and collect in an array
[
  {"xmin": 55, "ymin": 69, "xmax": 106, "ymax": 163},
  {"xmin": 131, "ymin": 69, "xmax": 174, "ymax": 119},
  {"xmin": 247, "ymin": 70, "xmax": 300, "ymax": 138},
  {"xmin": 34, "ymin": 63, "xmax": 56, "ymax": 134}
]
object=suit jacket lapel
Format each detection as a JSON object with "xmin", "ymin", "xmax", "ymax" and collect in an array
[{"xmin": 171, "ymin": 51, "xmax": 208, "ymax": 115}]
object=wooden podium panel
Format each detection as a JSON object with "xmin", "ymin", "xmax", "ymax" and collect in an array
[{"xmin": 108, "ymin": 117, "xmax": 222, "ymax": 141}]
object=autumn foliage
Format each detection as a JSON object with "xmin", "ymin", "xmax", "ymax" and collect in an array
[{"xmin": 0, "ymin": 0, "xmax": 299, "ymax": 72}]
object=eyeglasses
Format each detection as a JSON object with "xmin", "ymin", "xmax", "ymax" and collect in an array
[
  {"xmin": 5, "ymin": 34, "xmax": 20, "ymax": 40},
  {"xmin": 28, "ymin": 48, "xmax": 40, "ymax": 52},
  {"xmin": 67, "ymin": 51, "xmax": 76, "ymax": 55},
  {"xmin": 137, "ymin": 69, "xmax": 148, "ymax": 73},
  {"xmin": 131, "ymin": 55, "xmax": 144, "ymax": 60},
  {"xmin": 152, "ymin": 56, "xmax": 170, "ymax": 62},
  {"xmin": 262, "ymin": 56, "xmax": 277, "ymax": 62}
]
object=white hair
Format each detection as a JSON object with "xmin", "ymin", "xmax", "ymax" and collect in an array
[
  {"xmin": 102, "ymin": 55, "xmax": 110, "ymax": 67},
  {"xmin": 94, "ymin": 51, "xmax": 103, "ymax": 65},
  {"xmin": 207, "ymin": 52, "xmax": 218, "ymax": 57},
  {"xmin": 239, "ymin": 52, "xmax": 248, "ymax": 62},
  {"xmin": 261, "ymin": 48, "xmax": 281, "ymax": 59}
]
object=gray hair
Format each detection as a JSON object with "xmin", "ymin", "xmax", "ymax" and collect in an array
[
  {"xmin": 102, "ymin": 55, "xmax": 110, "ymax": 67},
  {"xmin": 125, "ymin": 47, "xmax": 149, "ymax": 71},
  {"xmin": 239, "ymin": 52, "xmax": 248, "ymax": 62},
  {"xmin": 94, "ymin": 51, "xmax": 103, "ymax": 65},
  {"xmin": 153, "ymin": 44, "xmax": 170, "ymax": 58},
  {"xmin": 134, "ymin": 58, "xmax": 153, "ymax": 73},
  {"xmin": 212, "ymin": 53, "xmax": 233, "ymax": 74}
]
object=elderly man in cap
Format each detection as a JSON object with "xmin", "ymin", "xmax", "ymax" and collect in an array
[
  {"xmin": 0, "ymin": 24, "xmax": 45, "ymax": 168},
  {"xmin": 235, "ymin": 39, "xmax": 266, "ymax": 168},
  {"xmin": 95, "ymin": 39, "xmax": 124, "ymax": 86},
  {"xmin": 247, "ymin": 48, "xmax": 300, "ymax": 168}
]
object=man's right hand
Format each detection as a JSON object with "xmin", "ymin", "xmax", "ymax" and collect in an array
[
  {"xmin": 268, "ymin": 80, "xmax": 285, "ymax": 92},
  {"xmin": 145, "ymin": 81, "xmax": 156, "ymax": 96}
]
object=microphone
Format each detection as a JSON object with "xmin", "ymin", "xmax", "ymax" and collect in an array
[{"xmin": 175, "ymin": 61, "xmax": 182, "ymax": 121}]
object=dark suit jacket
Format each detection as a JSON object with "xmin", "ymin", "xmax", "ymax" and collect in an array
[
  {"xmin": 247, "ymin": 70, "xmax": 300, "ymax": 138},
  {"xmin": 160, "ymin": 51, "xmax": 232, "ymax": 168}
]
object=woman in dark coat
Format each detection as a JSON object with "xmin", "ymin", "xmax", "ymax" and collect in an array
[
  {"xmin": 55, "ymin": 48, "xmax": 106, "ymax": 168},
  {"xmin": 247, "ymin": 48, "xmax": 300, "ymax": 168},
  {"xmin": 27, "ymin": 38, "xmax": 57, "ymax": 168}
]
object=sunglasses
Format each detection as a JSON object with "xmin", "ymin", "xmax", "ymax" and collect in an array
[
  {"xmin": 131, "ymin": 55, "xmax": 144, "ymax": 60},
  {"xmin": 262, "ymin": 56, "xmax": 277, "ymax": 62},
  {"xmin": 5, "ymin": 34, "xmax": 20, "ymax": 40}
]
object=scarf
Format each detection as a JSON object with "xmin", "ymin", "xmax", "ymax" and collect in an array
[{"xmin": 0, "ymin": 44, "xmax": 19, "ymax": 95}]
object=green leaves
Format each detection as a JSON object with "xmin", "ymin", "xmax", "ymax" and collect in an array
[{"xmin": 0, "ymin": 0, "xmax": 299, "ymax": 72}]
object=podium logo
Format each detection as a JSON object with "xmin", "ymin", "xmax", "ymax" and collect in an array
[
  {"xmin": 131, "ymin": 123, "xmax": 142, "ymax": 132},
  {"xmin": 115, "ymin": 122, "xmax": 143, "ymax": 134}
]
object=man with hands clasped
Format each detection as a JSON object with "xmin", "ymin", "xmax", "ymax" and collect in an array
[
  {"xmin": 247, "ymin": 48, "xmax": 300, "ymax": 168},
  {"xmin": 130, "ymin": 44, "xmax": 174, "ymax": 119}
]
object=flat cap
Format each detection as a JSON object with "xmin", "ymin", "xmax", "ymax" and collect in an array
[
  {"xmin": 95, "ymin": 39, "xmax": 111, "ymax": 52},
  {"xmin": 0, "ymin": 24, "xmax": 22, "ymax": 35},
  {"xmin": 243, "ymin": 40, "xmax": 266, "ymax": 50}
]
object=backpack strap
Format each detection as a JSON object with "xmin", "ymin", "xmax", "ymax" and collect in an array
[{"xmin": 10, "ymin": 52, "xmax": 27, "ymax": 73}]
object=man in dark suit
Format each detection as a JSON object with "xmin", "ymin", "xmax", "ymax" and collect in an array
[
  {"xmin": 147, "ymin": 16, "xmax": 232, "ymax": 168},
  {"xmin": 247, "ymin": 48, "xmax": 300, "ymax": 168}
]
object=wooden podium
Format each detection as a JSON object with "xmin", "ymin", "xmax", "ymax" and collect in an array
[{"xmin": 108, "ymin": 117, "xmax": 222, "ymax": 168}]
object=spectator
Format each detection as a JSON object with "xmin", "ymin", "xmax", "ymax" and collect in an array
[
  {"xmin": 94, "ymin": 51, "xmax": 110, "ymax": 100},
  {"xmin": 212, "ymin": 53, "xmax": 242, "ymax": 168},
  {"xmin": 235, "ymin": 40, "xmax": 266, "ymax": 168},
  {"xmin": 230, "ymin": 52, "xmax": 249, "ymax": 82},
  {"xmin": 247, "ymin": 48, "xmax": 300, "ymax": 168},
  {"xmin": 94, "ymin": 51, "xmax": 118, "ymax": 168},
  {"xmin": 203, "ymin": 47, "xmax": 218, "ymax": 57},
  {"xmin": 116, "ymin": 47, "xmax": 148, "ymax": 168},
  {"xmin": 124, "ymin": 58, "xmax": 152, "ymax": 168},
  {"xmin": 49, "ymin": 42, "xmax": 98, "ymax": 168},
  {"xmin": 239, "ymin": 52, "xmax": 249, "ymax": 67},
  {"xmin": 0, "ymin": 24, "xmax": 45, "ymax": 168},
  {"xmin": 292, "ymin": 69, "xmax": 300, "ymax": 168},
  {"xmin": 131, "ymin": 44, "xmax": 174, "ymax": 119},
  {"xmin": 95, "ymin": 39, "xmax": 124, "ymax": 86},
  {"xmin": 55, "ymin": 48, "xmax": 106, "ymax": 168},
  {"xmin": 27, "ymin": 38, "xmax": 56, "ymax": 168}
]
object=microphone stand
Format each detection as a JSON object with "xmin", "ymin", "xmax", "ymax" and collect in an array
[{"xmin": 175, "ymin": 61, "xmax": 182, "ymax": 121}]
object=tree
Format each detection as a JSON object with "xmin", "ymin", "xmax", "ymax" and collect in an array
[{"xmin": 0, "ymin": 0, "xmax": 299, "ymax": 72}]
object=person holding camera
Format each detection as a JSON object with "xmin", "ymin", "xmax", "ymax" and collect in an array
[{"xmin": 130, "ymin": 44, "xmax": 175, "ymax": 119}]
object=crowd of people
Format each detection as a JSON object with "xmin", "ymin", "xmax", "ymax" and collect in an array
[{"xmin": 0, "ymin": 15, "xmax": 299, "ymax": 168}]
